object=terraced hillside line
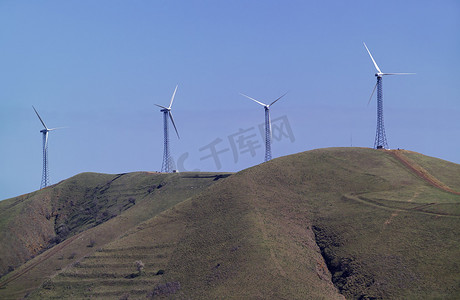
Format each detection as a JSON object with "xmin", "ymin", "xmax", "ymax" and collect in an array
[
  {"xmin": 342, "ymin": 193, "xmax": 460, "ymax": 217},
  {"xmin": 0, "ymin": 231, "xmax": 83, "ymax": 289},
  {"xmin": 388, "ymin": 150, "xmax": 460, "ymax": 195}
]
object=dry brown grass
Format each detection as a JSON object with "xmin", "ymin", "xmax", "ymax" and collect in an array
[
  {"xmin": 0, "ymin": 171, "xmax": 230, "ymax": 299},
  {"xmin": 3, "ymin": 148, "xmax": 460, "ymax": 299}
]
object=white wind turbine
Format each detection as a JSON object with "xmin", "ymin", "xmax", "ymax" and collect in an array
[
  {"xmin": 364, "ymin": 42, "xmax": 415, "ymax": 149},
  {"xmin": 240, "ymin": 92, "xmax": 287, "ymax": 162},
  {"xmin": 33, "ymin": 106, "xmax": 64, "ymax": 189},
  {"xmin": 155, "ymin": 85, "xmax": 180, "ymax": 173}
]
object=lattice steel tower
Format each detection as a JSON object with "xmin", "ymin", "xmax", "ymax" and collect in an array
[
  {"xmin": 155, "ymin": 86, "xmax": 180, "ymax": 173},
  {"xmin": 160, "ymin": 108, "xmax": 174, "ymax": 172},
  {"xmin": 264, "ymin": 106, "xmax": 272, "ymax": 161},
  {"xmin": 40, "ymin": 130, "xmax": 50, "ymax": 188},
  {"xmin": 363, "ymin": 42, "xmax": 414, "ymax": 149},
  {"xmin": 374, "ymin": 76, "xmax": 388, "ymax": 149},
  {"xmin": 240, "ymin": 92, "xmax": 287, "ymax": 162}
]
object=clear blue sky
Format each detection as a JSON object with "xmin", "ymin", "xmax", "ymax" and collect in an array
[{"xmin": 1, "ymin": 0, "xmax": 459, "ymax": 200}]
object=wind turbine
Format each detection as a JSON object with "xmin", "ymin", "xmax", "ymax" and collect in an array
[
  {"xmin": 240, "ymin": 92, "xmax": 287, "ymax": 162},
  {"xmin": 364, "ymin": 42, "xmax": 414, "ymax": 149},
  {"xmin": 155, "ymin": 85, "xmax": 180, "ymax": 173},
  {"xmin": 33, "ymin": 106, "xmax": 64, "ymax": 189}
]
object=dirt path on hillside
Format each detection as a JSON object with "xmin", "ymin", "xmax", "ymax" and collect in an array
[{"xmin": 388, "ymin": 150, "xmax": 460, "ymax": 195}]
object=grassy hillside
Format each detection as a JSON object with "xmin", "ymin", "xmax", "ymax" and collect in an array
[
  {"xmin": 0, "ymin": 171, "xmax": 230, "ymax": 299},
  {"xmin": 2, "ymin": 147, "xmax": 460, "ymax": 299},
  {"xmin": 21, "ymin": 147, "xmax": 460, "ymax": 299},
  {"xmin": 0, "ymin": 172, "xmax": 121, "ymax": 277}
]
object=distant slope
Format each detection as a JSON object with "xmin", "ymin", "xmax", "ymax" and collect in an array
[
  {"xmin": 26, "ymin": 148, "xmax": 460, "ymax": 299},
  {"xmin": 0, "ymin": 171, "xmax": 231, "ymax": 299}
]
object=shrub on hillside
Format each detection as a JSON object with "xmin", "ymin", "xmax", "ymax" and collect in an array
[
  {"xmin": 134, "ymin": 260, "xmax": 145, "ymax": 275},
  {"xmin": 156, "ymin": 269, "xmax": 165, "ymax": 275}
]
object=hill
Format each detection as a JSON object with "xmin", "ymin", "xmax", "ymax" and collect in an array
[
  {"xmin": 1, "ymin": 148, "xmax": 460, "ymax": 299},
  {"xmin": 0, "ymin": 171, "xmax": 231, "ymax": 299}
]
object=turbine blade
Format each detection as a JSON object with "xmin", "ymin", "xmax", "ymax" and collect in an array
[
  {"xmin": 168, "ymin": 111, "xmax": 180, "ymax": 139},
  {"xmin": 269, "ymin": 92, "xmax": 287, "ymax": 107},
  {"xmin": 363, "ymin": 42, "xmax": 382, "ymax": 74},
  {"xmin": 382, "ymin": 73, "xmax": 416, "ymax": 76},
  {"xmin": 168, "ymin": 85, "xmax": 178, "ymax": 109},
  {"xmin": 32, "ymin": 106, "xmax": 48, "ymax": 130},
  {"xmin": 239, "ymin": 93, "xmax": 267, "ymax": 106},
  {"xmin": 155, "ymin": 104, "xmax": 169, "ymax": 110},
  {"xmin": 48, "ymin": 127, "xmax": 67, "ymax": 131},
  {"xmin": 368, "ymin": 82, "xmax": 378, "ymax": 106}
]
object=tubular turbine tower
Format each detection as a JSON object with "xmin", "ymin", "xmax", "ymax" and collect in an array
[
  {"xmin": 33, "ymin": 106, "xmax": 64, "ymax": 189},
  {"xmin": 155, "ymin": 85, "xmax": 180, "ymax": 173},
  {"xmin": 240, "ymin": 92, "xmax": 287, "ymax": 162},
  {"xmin": 364, "ymin": 43, "xmax": 414, "ymax": 149}
]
